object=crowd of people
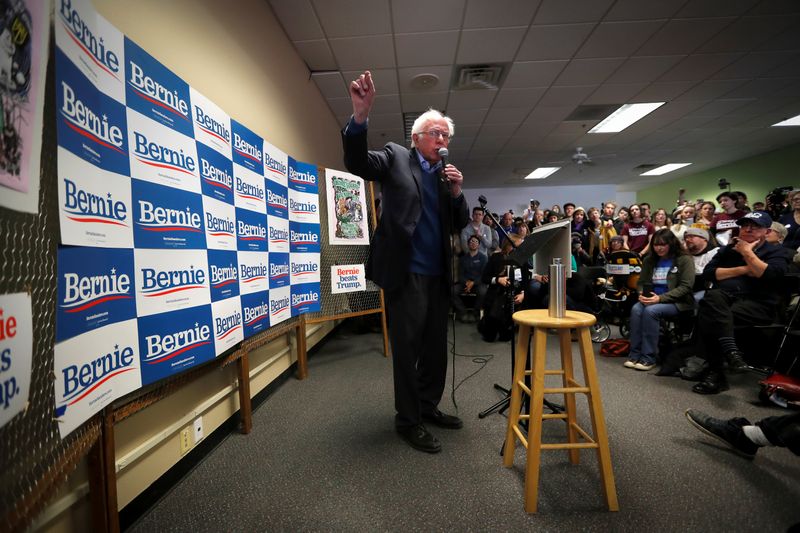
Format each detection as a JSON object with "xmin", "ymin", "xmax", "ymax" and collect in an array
[{"xmin": 453, "ymin": 189, "xmax": 800, "ymax": 396}]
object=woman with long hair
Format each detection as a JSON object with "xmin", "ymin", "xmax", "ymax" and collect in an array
[
  {"xmin": 779, "ymin": 190, "xmax": 800, "ymax": 250},
  {"xmin": 697, "ymin": 201, "xmax": 716, "ymax": 227},
  {"xmin": 623, "ymin": 229, "xmax": 695, "ymax": 371},
  {"xmin": 652, "ymin": 208, "xmax": 670, "ymax": 231}
]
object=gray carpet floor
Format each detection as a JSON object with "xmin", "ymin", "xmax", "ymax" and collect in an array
[{"xmin": 129, "ymin": 320, "xmax": 799, "ymax": 532}]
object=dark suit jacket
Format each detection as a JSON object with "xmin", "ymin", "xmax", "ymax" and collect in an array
[{"xmin": 342, "ymin": 129, "xmax": 469, "ymax": 291}]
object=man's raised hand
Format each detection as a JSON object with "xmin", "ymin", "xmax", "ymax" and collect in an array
[{"xmin": 350, "ymin": 71, "xmax": 375, "ymax": 124}]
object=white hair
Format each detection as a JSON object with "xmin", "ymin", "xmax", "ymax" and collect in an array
[{"xmin": 410, "ymin": 108, "xmax": 454, "ymax": 147}]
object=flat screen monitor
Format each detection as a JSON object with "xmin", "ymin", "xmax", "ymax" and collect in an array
[{"xmin": 509, "ymin": 218, "xmax": 572, "ymax": 278}]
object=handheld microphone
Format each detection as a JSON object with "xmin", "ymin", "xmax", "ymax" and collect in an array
[{"xmin": 438, "ymin": 147, "xmax": 449, "ymax": 186}]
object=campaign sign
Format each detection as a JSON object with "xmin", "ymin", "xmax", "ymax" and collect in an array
[
  {"xmin": 288, "ymin": 157, "xmax": 318, "ymax": 194},
  {"xmin": 128, "ymin": 109, "xmax": 200, "ymax": 193},
  {"xmin": 231, "ymin": 120, "xmax": 263, "ymax": 174},
  {"xmin": 56, "ymin": 247, "xmax": 137, "ymax": 342},
  {"xmin": 240, "ymin": 291, "xmax": 270, "ymax": 339},
  {"xmin": 54, "ymin": 319, "xmax": 142, "ymax": 438},
  {"xmin": 207, "ymin": 249, "xmax": 239, "ymax": 302},
  {"xmin": 211, "ymin": 297, "xmax": 243, "ymax": 356},
  {"xmin": 267, "ymin": 215, "xmax": 289, "ymax": 254},
  {"xmin": 203, "ymin": 197, "xmax": 237, "ymax": 251},
  {"xmin": 236, "ymin": 208, "xmax": 267, "ymax": 252},
  {"xmin": 190, "ymin": 88, "xmax": 231, "ymax": 157},
  {"xmin": 269, "ymin": 285, "xmax": 290, "ymax": 326},
  {"xmin": 269, "ymin": 252, "xmax": 289, "ymax": 289},
  {"xmin": 0, "ymin": 293, "xmax": 33, "ymax": 430},
  {"xmin": 238, "ymin": 251, "xmax": 269, "ymax": 296},
  {"xmin": 263, "ymin": 140, "xmax": 288, "ymax": 187},
  {"xmin": 197, "ymin": 142, "xmax": 234, "ymax": 204},
  {"xmin": 58, "ymin": 148, "xmax": 134, "ymax": 248},
  {"xmin": 55, "ymin": 0, "xmax": 126, "ymax": 103},
  {"xmin": 290, "ymin": 221, "xmax": 321, "ymax": 254},
  {"xmin": 233, "ymin": 164, "xmax": 266, "ymax": 214},
  {"xmin": 291, "ymin": 283, "xmax": 321, "ymax": 316},
  {"xmin": 137, "ymin": 305, "xmax": 214, "ymax": 386},
  {"xmin": 265, "ymin": 179, "xmax": 288, "ymax": 219},
  {"xmin": 124, "ymin": 37, "xmax": 193, "ymax": 138},
  {"xmin": 134, "ymin": 249, "xmax": 210, "ymax": 317},
  {"xmin": 288, "ymin": 189, "xmax": 320, "ymax": 224},
  {"xmin": 290, "ymin": 253, "xmax": 321, "ymax": 285},
  {"xmin": 55, "ymin": 48, "xmax": 130, "ymax": 176},
  {"xmin": 132, "ymin": 180, "xmax": 206, "ymax": 249},
  {"xmin": 330, "ymin": 264, "xmax": 366, "ymax": 294}
]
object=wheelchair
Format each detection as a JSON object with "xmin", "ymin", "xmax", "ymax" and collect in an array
[{"xmin": 586, "ymin": 250, "xmax": 643, "ymax": 343}]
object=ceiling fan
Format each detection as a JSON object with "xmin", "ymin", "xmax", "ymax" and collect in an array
[{"xmin": 548, "ymin": 147, "xmax": 616, "ymax": 172}]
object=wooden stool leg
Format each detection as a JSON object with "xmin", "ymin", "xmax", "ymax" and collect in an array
[
  {"xmin": 524, "ymin": 326, "xmax": 548, "ymax": 513},
  {"xmin": 558, "ymin": 329, "xmax": 580, "ymax": 465},
  {"xmin": 504, "ymin": 324, "xmax": 530, "ymax": 466},
  {"xmin": 577, "ymin": 327, "xmax": 619, "ymax": 511}
]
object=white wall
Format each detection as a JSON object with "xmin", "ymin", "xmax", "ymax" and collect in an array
[{"xmin": 463, "ymin": 185, "xmax": 635, "ymax": 216}]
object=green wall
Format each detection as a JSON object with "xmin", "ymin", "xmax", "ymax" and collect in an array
[{"xmin": 637, "ymin": 142, "xmax": 800, "ymax": 210}]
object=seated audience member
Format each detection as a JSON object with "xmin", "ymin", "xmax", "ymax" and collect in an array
[
  {"xmin": 693, "ymin": 212, "xmax": 791, "ymax": 394},
  {"xmin": 671, "ymin": 204, "xmax": 696, "ymax": 240},
  {"xmin": 545, "ymin": 210, "xmax": 560, "ymax": 223},
  {"xmin": 696, "ymin": 201, "xmax": 716, "ymax": 227},
  {"xmin": 683, "ymin": 226, "xmax": 719, "ymax": 297},
  {"xmin": 608, "ymin": 235, "xmax": 625, "ymax": 253},
  {"xmin": 460, "ymin": 206, "xmax": 493, "ymax": 256},
  {"xmin": 624, "ymin": 229, "xmax": 695, "ymax": 371},
  {"xmin": 587, "ymin": 207, "xmax": 606, "ymax": 261},
  {"xmin": 483, "ymin": 212, "xmax": 500, "ymax": 254},
  {"xmin": 513, "ymin": 217, "xmax": 529, "ymax": 237},
  {"xmin": 685, "ymin": 409, "xmax": 800, "ymax": 458},
  {"xmin": 622, "ymin": 204, "xmax": 655, "ymax": 255},
  {"xmin": 451, "ymin": 235, "xmax": 487, "ymax": 323},
  {"xmin": 778, "ymin": 190, "xmax": 800, "ymax": 250},
  {"xmin": 752, "ymin": 201, "xmax": 766, "ymax": 212},
  {"xmin": 768, "ymin": 221, "xmax": 788, "ymax": 245},
  {"xmin": 479, "ymin": 234, "xmax": 528, "ymax": 342},
  {"xmin": 571, "ymin": 232, "xmax": 594, "ymax": 268},
  {"xmin": 710, "ymin": 191, "xmax": 746, "ymax": 246},
  {"xmin": 571, "ymin": 207, "xmax": 589, "ymax": 245}
]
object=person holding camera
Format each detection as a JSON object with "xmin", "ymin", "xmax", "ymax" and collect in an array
[
  {"xmin": 478, "ymin": 234, "xmax": 529, "ymax": 342},
  {"xmin": 623, "ymin": 229, "xmax": 695, "ymax": 371}
]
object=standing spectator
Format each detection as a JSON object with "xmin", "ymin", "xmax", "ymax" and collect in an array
[
  {"xmin": 732, "ymin": 191, "xmax": 751, "ymax": 212},
  {"xmin": 550, "ymin": 204, "xmax": 561, "ymax": 215},
  {"xmin": 545, "ymin": 210, "xmax": 560, "ymax": 223},
  {"xmin": 483, "ymin": 212, "xmax": 500, "ymax": 254},
  {"xmin": 460, "ymin": 206, "xmax": 493, "ymax": 256},
  {"xmin": 697, "ymin": 201, "xmax": 716, "ymax": 227},
  {"xmin": 711, "ymin": 192, "xmax": 745, "ymax": 246},
  {"xmin": 671, "ymin": 204, "xmax": 696, "ymax": 240},
  {"xmin": 563, "ymin": 203, "xmax": 576, "ymax": 219},
  {"xmin": 622, "ymin": 204, "xmax": 655, "ymax": 255},
  {"xmin": 614, "ymin": 206, "xmax": 630, "ymax": 235},
  {"xmin": 497, "ymin": 211, "xmax": 514, "ymax": 245},
  {"xmin": 522, "ymin": 199, "xmax": 539, "ymax": 224},
  {"xmin": 652, "ymin": 208, "xmax": 670, "ymax": 231},
  {"xmin": 640, "ymin": 202, "xmax": 652, "ymax": 222},
  {"xmin": 624, "ymin": 229, "xmax": 695, "ymax": 371},
  {"xmin": 778, "ymin": 190, "xmax": 800, "ymax": 251}
]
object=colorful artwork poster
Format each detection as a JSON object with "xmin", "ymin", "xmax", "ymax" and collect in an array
[
  {"xmin": 324, "ymin": 168, "xmax": 369, "ymax": 245},
  {"xmin": 0, "ymin": 292, "xmax": 33, "ymax": 430},
  {"xmin": 0, "ymin": 0, "xmax": 50, "ymax": 214}
]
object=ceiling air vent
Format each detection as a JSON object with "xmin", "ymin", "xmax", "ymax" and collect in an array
[
  {"xmin": 565, "ymin": 104, "xmax": 620, "ymax": 122},
  {"xmin": 403, "ymin": 112, "xmax": 421, "ymax": 144},
  {"xmin": 452, "ymin": 64, "xmax": 508, "ymax": 91}
]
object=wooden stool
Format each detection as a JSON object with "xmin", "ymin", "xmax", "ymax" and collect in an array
[{"xmin": 503, "ymin": 309, "xmax": 619, "ymax": 513}]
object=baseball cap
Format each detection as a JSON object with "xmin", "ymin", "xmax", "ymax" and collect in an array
[
  {"xmin": 736, "ymin": 211, "xmax": 772, "ymax": 228},
  {"xmin": 684, "ymin": 226, "xmax": 709, "ymax": 240}
]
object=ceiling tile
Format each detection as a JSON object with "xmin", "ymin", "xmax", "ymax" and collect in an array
[
  {"xmin": 269, "ymin": 0, "xmax": 324, "ymax": 40},
  {"xmin": 523, "ymin": 106, "xmax": 574, "ymax": 123},
  {"xmin": 342, "ymin": 69, "xmax": 400, "ymax": 94},
  {"xmin": 311, "ymin": 0, "xmax": 391, "ymax": 37},
  {"xmin": 504, "ymin": 60, "xmax": 567, "ymax": 88},
  {"xmin": 633, "ymin": 80, "xmax": 697, "ymax": 101},
  {"xmin": 603, "ymin": 0, "xmax": 685, "ymax": 21},
  {"xmin": 636, "ymin": 18, "xmax": 735, "ymax": 56},
  {"xmin": 293, "ymin": 40, "xmax": 337, "ymax": 70},
  {"xmin": 691, "ymin": 98, "xmax": 754, "ymax": 117},
  {"xmin": 537, "ymin": 85, "xmax": 596, "ymax": 107},
  {"xmin": 658, "ymin": 53, "xmax": 743, "ymax": 82},
  {"xmin": 371, "ymin": 94, "xmax": 402, "ymax": 114},
  {"xmin": 554, "ymin": 58, "xmax": 626, "ymax": 86},
  {"xmin": 605, "ymin": 55, "xmax": 684, "ymax": 84},
  {"xmin": 328, "ymin": 35, "xmax": 396, "ymax": 70},
  {"xmin": 447, "ymin": 89, "xmax": 498, "ymax": 110},
  {"xmin": 311, "ymin": 72, "xmax": 347, "ymax": 99},
  {"xmin": 482, "ymin": 107, "xmax": 529, "ymax": 126},
  {"xmin": 749, "ymin": 0, "xmax": 800, "ymax": 15},
  {"xmin": 533, "ymin": 0, "xmax": 614, "ymax": 24},
  {"xmin": 447, "ymin": 108, "xmax": 488, "ymax": 125},
  {"xmin": 698, "ymin": 15, "xmax": 800, "ymax": 53},
  {"xmin": 516, "ymin": 23, "xmax": 595, "ymax": 61},
  {"xmin": 675, "ymin": 0, "xmax": 759, "ymax": 18},
  {"xmin": 326, "ymin": 97, "xmax": 354, "ymax": 116},
  {"xmin": 394, "ymin": 31, "xmax": 459, "ymax": 67},
  {"xmin": 575, "ymin": 21, "xmax": 666, "ymax": 59},
  {"xmin": 397, "ymin": 66, "xmax": 453, "ymax": 94},
  {"xmin": 463, "ymin": 0, "xmax": 540, "ymax": 28},
  {"xmin": 584, "ymin": 82, "xmax": 649, "ymax": 105},
  {"xmin": 758, "ymin": 19, "xmax": 800, "ymax": 51},
  {"xmin": 368, "ymin": 127, "xmax": 405, "ymax": 147},
  {"xmin": 493, "ymin": 87, "xmax": 547, "ymax": 108},
  {"xmin": 672, "ymin": 79, "xmax": 747, "ymax": 101},
  {"xmin": 712, "ymin": 51, "xmax": 799, "ymax": 79},
  {"xmin": 401, "ymin": 91, "xmax": 448, "ymax": 112},
  {"xmin": 456, "ymin": 27, "xmax": 528, "ymax": 64},
  {"xmin": 723, "ymin": 77, "xmax": 800, "ymax": 99},
  {"xmin": 364, "ymin": 113, "xmax": 403, "ymax": 130},
  {"xmin": 392, "ymin": 0, "xmax": 467, "ymax": 33}
]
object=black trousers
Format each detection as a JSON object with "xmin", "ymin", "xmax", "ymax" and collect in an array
[
  {"xmin": 697, "ymin": 289, "xmax": 775, "ymax": 371},
  {"xmin": 384, "ymin": 273, "xmax": 448, "ymax": 428},
  {"xmin": 758, "ymin": 412, "xmax": 800, "ymax": 455}
]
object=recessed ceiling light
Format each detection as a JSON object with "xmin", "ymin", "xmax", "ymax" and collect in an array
[
  {"xmin": 771, "ymin": 113, "xmax": 800, "ymax": 127},
  {"xmin": 524, "ymin": 167, "xmax": 560, "ymax": 180},
  {"xmin": 589, "ymin": 102, "xmax": 665, "ymax": 133},
  {"xmin": 640, "ymin": 163, "xmax": 692, "ymax": 176}
]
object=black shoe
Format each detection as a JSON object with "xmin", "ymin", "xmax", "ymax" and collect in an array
[
  {"xmin": 692, "ymin": 370, "xmax": 729, "ymax": 395},
  {"xmin": 422, "ymin": 408, "xmax": 464, "ymax": 429},
  {"xmin": 396, "ymin": 424, "xmax": 441, "ymax": 453},
  {"xmin": 726, "ymin": 350, "xmax": 748, "ymax": 374},
  {"xmin": 684, "ymin": 409, "xmax": 759, "ymax": 458}
]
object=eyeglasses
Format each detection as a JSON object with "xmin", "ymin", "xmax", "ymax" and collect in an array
[{"xmin": 418, "ymin": 129, "xmax": 451, "ymax": 141}]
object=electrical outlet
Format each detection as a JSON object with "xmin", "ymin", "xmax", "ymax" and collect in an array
[
  {"xmin": 180, "ymin": 427, "xmax": 191, "ymax": 455},
  {"xmin": 193, "ymin": 416, "xmax": 204, "ymax": 443}
]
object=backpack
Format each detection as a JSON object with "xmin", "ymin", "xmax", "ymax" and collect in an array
[{"xmin": 600, "ymin": 338, "xmax": 630, "ymax": 357}]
